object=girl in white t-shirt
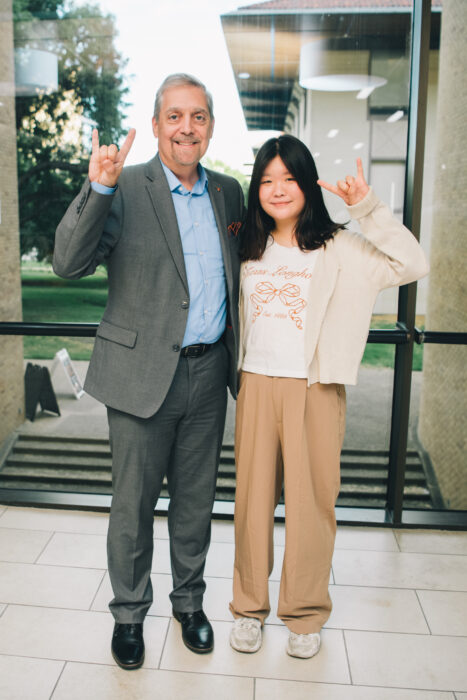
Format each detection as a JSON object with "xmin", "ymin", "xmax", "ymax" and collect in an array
[{"xmin": 229, "ymin": 135, "xmax": 428, "ymax": 659}]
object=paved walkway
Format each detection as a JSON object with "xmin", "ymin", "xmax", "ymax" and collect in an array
[{"xmin": 20, "ymin": 360, "xmax": 423, "ymax": 452}]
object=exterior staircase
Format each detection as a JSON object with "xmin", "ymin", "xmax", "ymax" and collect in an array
[{"xmin": 0, "ymin": 433, "xmax": 434, "ymax": 508}]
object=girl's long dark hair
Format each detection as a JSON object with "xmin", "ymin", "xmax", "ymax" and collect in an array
[{"xmin": 240, "ymin": 134, "xmax": 343, "ymax": 261}]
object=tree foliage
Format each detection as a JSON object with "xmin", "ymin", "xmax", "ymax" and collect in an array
[
  {"xmin": 203, "ymin": 157, "xmax": 250, "ymax": 203},
  {"xmin": 14, "ymin": 0, "xmax": 129, "ymax": 259}
]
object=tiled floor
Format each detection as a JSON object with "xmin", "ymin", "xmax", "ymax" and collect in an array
[{"xmin": 0, "ymin": 505, "xmax": 466, "ymax": 699}]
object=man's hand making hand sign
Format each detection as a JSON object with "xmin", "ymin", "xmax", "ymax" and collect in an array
[
  {"xmin": 89, "ymin": 128, "xmax": 136, "ymax": 188},
  {"xmin": 317, "ymin": 157, "xmax": 370, "ymax": 206}
]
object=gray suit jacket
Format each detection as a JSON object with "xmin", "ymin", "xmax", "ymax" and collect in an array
[{"xmin": 53, "ymin": 155, "xmax": 245, "ymax": 418}]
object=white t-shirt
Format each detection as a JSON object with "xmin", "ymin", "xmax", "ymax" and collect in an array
[{"xmin": 241, "ymin": 239, "xmax": 319, "ymax": 378}]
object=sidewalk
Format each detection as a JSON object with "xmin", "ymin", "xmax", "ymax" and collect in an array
[{"xmin": 20, "ymin": 359, "xmax": 423, "ymax": 452}]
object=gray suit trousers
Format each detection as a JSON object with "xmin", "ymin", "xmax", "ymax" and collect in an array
[{"xmin": 106, "ymin": 341, "xmax": 228, "ymax": 622}]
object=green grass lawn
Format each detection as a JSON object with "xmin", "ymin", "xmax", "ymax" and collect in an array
[
  {"xmin": 21, "ymin": 264, "xmax": 108, "ymax": 360},
  {"xmin": 20, "ymin": 263, "xmax": 424, "ymax": 368},
  {"xmin": 364, "ymin": 316, "xmax": 424, "ymax": 371}
]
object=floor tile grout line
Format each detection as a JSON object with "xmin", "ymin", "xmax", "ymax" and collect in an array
[
  {"xmin": 414, "ymin": 588, "xmax": 434, "ymax": 635},
  {"xmin": 34, "ymin": 530, "xmax": 57, "ymax": 564},
  {"xmin": 0, "ymin": 649, "xmax": 465, "ymax": 692},
  {"xmin": 339, "ymin": 626, "xmax": 467, "ymax": 639},
  {"xmin": 0, "ymin": 602, "xmax": 174, "ymax": 620},
  {"xmin": 88, "ymin": 569, "xmax": 108, "ymax": 611},
  {"xmin": 334, "ymin": 549, "xmax": 467, "ymax": 557},
  {"xmin": 393, "ymin": 527, "xmax": 402, "ymax": 552},
  {"xmin": 157, "ymin": 663, "xmax": 352, "ymax": 684},
  {"xmin": 342, "ymin": 629, "xmax": 353, "ymax": 685},
  {"xmin": 0, "ymin": 602, "xmax": 466, "ymax": 639},
  {"xmin": 3, "ymin": 535, "xmax": 464, "ymax": 556},
  {"xmin": 328, "ymin": 581, "xmax": 467, "ymax": 594},
  {"xmin": 157, "ymin": 616, "xmax": 172, "ymax": 670},
  {"xmin": 2, "ymin": 560, "xmax": 108, "ymax": 573},
  {"xmin": 48, "ymin": 659, "xmax": 67, "ymax": 700},
  {"xmin": 0, "ymin": 524, "xmax": 108, "ymax": 536},
  {"xmin": 0, "ymin": 651, "xmax": 130, "ymax": 669}
]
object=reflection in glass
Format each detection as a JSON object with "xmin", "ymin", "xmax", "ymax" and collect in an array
[
  {"xmin": 221, "ymin": 3, "xmax": 441, "ymax": 325},
  {"xmin": 3, "ymin": 1, "xmax": 461, "ymax": 520}
]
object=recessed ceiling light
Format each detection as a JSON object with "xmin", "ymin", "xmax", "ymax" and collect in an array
[
  {"xmin": 299, "ymin": 40, "xmax": 387, "ymax": 93},
  {"xmin": 334, "ymin": 158, "xmax": 342, "ymax": 164},
  {"xmin": 238, "ymin": 72, "xmax": 250, "ymax": 79},
  {"xmin": 353, "ymin": 142, "xmax": 364, "ymax": 150},
  {"xmin": 327, "ymin": 129, "xmax": 339, "ymax": 138},
  {"xmin": 356, "ymin": 86, "xmax": 377, "ymax": 100},
  {"xmin": 386, "ymin": 110, "xmax": 404, "ymax": 123}
]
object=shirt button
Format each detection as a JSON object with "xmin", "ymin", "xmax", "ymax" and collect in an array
[
  {"xmin": 181, "ymin": 300, "xmax": 189, "ymax": 309},
  {"xmin": 172, "ymin": 344, "xmax": 180, "ymax": 352}
]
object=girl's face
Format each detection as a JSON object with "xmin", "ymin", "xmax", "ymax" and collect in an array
[{"xmin": 258, "ymin": 155, "xmax": 306, "ymax": 228}]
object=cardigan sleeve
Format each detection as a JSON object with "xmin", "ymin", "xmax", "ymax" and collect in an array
[{"xmin": 345, "ymin": 188, "xmax": 429, "ymax": 290}]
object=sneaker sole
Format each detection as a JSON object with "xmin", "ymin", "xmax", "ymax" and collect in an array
[
  {"xmin": 230, "ymin": 636, "xmax": 262, "ymax": 653},
  {"xmin": 286, "ymin": 643, "xmax": 320, "ymax": 659}
]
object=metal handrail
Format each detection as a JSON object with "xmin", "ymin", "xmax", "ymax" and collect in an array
[{"xmin": 0, "ymin": 322, "xmax": 412, "ymax": 343}]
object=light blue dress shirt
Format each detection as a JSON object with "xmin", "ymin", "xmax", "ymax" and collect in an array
[{"xmin": 90, "ymin": 158, "xmax": 227, "ymax": 347}]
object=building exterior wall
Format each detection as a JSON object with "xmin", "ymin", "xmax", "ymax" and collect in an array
[
  {"xmin": 418, "ymin": 0, "xmax": 467, "ymax": 509},
  {"xmin": 0, "ymin": 0, "xmax": 25, "ymax": 444}
]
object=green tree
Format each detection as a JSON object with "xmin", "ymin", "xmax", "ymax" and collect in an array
[
  {"xmin": 203, "ymin": 157, "xmax": 250, "ymax": 203},
  {"xmin": 14, "ymin": 0, "xmax": 129, "ymax": 260}
]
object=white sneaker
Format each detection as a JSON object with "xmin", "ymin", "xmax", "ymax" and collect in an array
[
  {"xmin": 286, "ymin": 632, "xmax": 321, "ymax": 659},
  {"xmin": 230, "ymin": 617, "xmax": 262, "ymax": 653}
]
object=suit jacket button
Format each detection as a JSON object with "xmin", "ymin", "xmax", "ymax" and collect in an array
[
  {"xmin": 181, "ymin": 301, "xmax": 189, "ymax": 309},
  {"xmin": 172, "ymin": 344, "xmax": 180, "ymax": 352}
]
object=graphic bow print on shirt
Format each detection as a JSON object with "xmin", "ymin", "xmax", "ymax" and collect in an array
[{"xmin": 250, "ymin": 281, "xmax": 307, "ymax": 329}]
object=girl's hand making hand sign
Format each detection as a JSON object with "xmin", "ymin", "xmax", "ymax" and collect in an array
[{"xmin": 317, "ymin": 157, "xmax": 370, "ymax": 206}]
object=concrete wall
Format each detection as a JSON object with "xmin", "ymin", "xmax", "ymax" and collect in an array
[
  {"xmin": 418, "ymin": 0, "xmax": 467, "ymax": 509},
  {"xmin": 0, "ymin": 0, "xmax": 25, "ymax": 444}
]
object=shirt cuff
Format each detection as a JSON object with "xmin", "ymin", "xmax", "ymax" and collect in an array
[{"xmin": 90, "ymin": 181, "xmax": 117, "ymax": 195}]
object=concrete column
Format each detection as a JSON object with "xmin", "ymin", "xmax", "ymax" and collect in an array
[
  {"xmin": 0, "ymin": 0, "xmax": 25, "ymax": 445},
  {"xmin": 418, "ymin": 0, "xmax": 467, "ymax": 508}
]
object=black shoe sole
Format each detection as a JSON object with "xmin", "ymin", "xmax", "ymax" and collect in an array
[
  {"xmin": 181, "ymin": 638, "xmax": 213, "ymax": 654},
  {"xmin": 172, "ymin": 611, "xmax": 214, "ymax": 654},
  {"xmin": 111, "ymin": 649, "xmax": 145, "ymax": 670}
]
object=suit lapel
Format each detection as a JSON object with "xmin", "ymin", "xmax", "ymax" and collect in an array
[
  {"xmin": 206, "ymin": 174, "xmax": 233, "ymax": 295},
  {"xmin": 144, "ymin": 157, "xmax": 189, "ymax": 293}
]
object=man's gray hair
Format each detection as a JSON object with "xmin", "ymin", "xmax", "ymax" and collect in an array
[{"xmin": 153, "ymin": 73, "xmax": 214, "ymax": 121}]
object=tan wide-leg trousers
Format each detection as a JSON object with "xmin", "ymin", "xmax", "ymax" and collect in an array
[{"xmin": 230, "ymin": 372, "xmax": 346, "ymax": 634}]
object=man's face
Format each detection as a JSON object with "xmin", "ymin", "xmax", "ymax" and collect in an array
[{"xmin": 152, "ymin": 85, "xmax": 214, "ymax": 173}]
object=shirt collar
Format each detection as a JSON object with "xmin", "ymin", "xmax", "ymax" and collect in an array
[{"xmin": 158, "ymin": 155, "xmax": 208, "ymax": 196}]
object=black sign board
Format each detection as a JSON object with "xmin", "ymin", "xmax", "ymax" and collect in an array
[{"xmin": 24, "ymin": 363, "xmax": 61, "ymax": 421}]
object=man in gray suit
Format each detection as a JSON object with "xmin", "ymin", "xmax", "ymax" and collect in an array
[{"xmin": 53, "ymin": 74, "xmax": 245, "ymax": 669}]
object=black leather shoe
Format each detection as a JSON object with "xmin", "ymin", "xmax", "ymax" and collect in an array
[
  {"xmin": 111, "ymin": 622, "xmax": 145, "ymax": 670},
  {"xmin": 173, "ymin": 609, "xmax": 214, "ymax": 653}
]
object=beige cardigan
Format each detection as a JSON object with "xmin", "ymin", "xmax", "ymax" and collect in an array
[{"xmin": 239, "ymin": 188, "xmax": 429, "ymax": 386}]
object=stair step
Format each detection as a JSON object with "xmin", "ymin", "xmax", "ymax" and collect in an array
[
  {"xmin": 6, "ymin": 454, "xmax": 112, "ymax": 468},
  {"xmin": 1, "ymin": 434, "xmax": 432, "ymax": 508}
]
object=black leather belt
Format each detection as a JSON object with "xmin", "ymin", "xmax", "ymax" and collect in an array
[{"xmin": 180, "ymin": 343, "xmax": 214, "ymax": 358}]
